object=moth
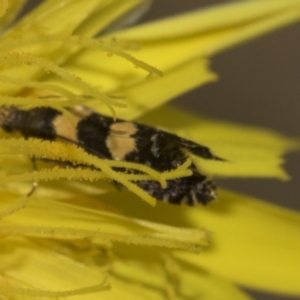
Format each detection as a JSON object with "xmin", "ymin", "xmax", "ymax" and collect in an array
[{"xmin": 0, "ymin": 105, "xmax": 222, "ymax": 205}]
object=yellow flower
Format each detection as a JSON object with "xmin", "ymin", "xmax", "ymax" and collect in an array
[{"xmin": 0, "ymin": 0, "xmax": 299, "ymax": 299}]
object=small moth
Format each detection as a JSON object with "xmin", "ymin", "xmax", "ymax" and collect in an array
[{"xmin": 0, "ymin": 105, "xmax": 222, "ymax": 205}]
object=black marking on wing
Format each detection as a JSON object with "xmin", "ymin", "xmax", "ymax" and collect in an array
[
  {"xmin": 1, "ymin": 106, "xmax": 60, "ymax": 140},
  {"xmin": 76, "ymin": 113, "xmax": 114, "ymax": 159},
  {"xmin": 137, "ymin": 175, "xmax": 216, "ymax": 205}
]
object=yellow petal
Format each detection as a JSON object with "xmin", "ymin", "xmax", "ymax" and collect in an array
[
  {"xmin": 0, "ymin": 237, "xmax": 109, "ymax": 299},
  {"xmin": 111, "ymin": 0, "xmax": 300, "ymax": 56},
  {"xmin": 100, "ymin": 189, "xmax": 300, "ymax": 296},
  {"xmin": 0, "ymin": 235, "xmax": 252, "ymax": 300},
  {"xmin": 139, "ymin": 106, "xmax": 299, "ymax": 179},
  {"xmin": 85, "ymin": 58, "xmax": 217, "ymax": 119},
  {"xmin": 12, "ymin": 0, "xmax": 147, "ymax": 37},
  {"xmin": 0, "ymin": 0, "xmax": 148, "ymax": 95},
  {"xmin": 175, "ymin": 190, "xmax": 300, "ymax": 296},
  {"xmin": 52, "ymin": 0, "xmax": 300, "ymax": 117},
  {"xmin": 112, "ymin": 244, "xmax": 253, "ymax": 300},
  {"xmin": 0, "ymin": 191, "xmax": 209, "ymax": 252}
]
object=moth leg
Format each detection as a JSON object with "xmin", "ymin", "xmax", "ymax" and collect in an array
[{"xmin": 27, "ymin": 157, "xmax": 39, "ymax": 197}]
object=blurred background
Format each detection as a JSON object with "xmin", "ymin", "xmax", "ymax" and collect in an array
[{"xmin": 20, "ymin": 1, "xmax": 300, "ymax": 300}]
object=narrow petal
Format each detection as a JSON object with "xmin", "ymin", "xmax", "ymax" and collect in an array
[
  {"xmin": 112, "ymin": 244, "xmax": 253, "ymax": 300},
  {"xmin": 110, "ymin": 0, "xmax": 300, "ymax": 56},
  {"xmin": 175, "ymin": 190, "xmax": 300, "ymax": 295},
  {"xmin": 100, "ymin": 189, "xmax": 300, "ymax": 295},
  {"xmin": 0, "ymin": 237, "xmax": 109, "ymax": 299},
  {"xmin": 54, "ymin": 0, "xmax": 300, "ymax": 117},
  {"xmin": 0, "ymin": 0, "xmax": 148, "ymax": 95},
  {"xmin": 86, "ymin": 58, "xmax": 217, "ymax": 119},
  {"xmin": 0, "ymin": 235, "xmax": 252, "ymax": 300},
  {"xmin": 0, "ymin": 192, "xmax": 209, "ymax": 252},
  {"xmin": 12, "ymin": 0, "xmax": 147, "ymax": 37}
]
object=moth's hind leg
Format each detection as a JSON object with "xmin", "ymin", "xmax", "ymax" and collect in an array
[
  {"xmin": 26, "ymin": 157, "xmax": 39, "ymax": 197},
  {"xmin": 26, "ymin": 180, "xmax": 39, "ymax": 197}
]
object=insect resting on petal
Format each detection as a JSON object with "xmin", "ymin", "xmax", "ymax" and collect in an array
[{"xmin": 0, "ymin": 105, "xmax": 223, "ymax": 205}]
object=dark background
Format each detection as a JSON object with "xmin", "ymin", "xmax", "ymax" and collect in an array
[{"xmin": 20, "ymin": 1, "xmax": 300, "ymax": 300}]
